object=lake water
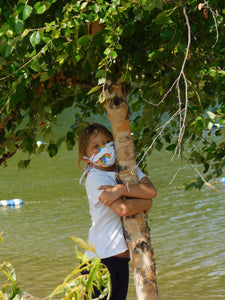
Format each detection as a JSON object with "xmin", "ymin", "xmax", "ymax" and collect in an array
[{"xmin": 1, "ymin": 139, "xmax": 225, "ymax": 299}]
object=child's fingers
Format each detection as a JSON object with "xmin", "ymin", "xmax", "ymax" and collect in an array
[
  {"xmin": 98, "ymin": 185, "xmax": 112, "ymax": 190},
  {"xmin": 98, "ymin": 185, "xmax": 105, "ymax": 190}
]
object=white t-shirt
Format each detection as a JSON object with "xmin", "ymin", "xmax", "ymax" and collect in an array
[{"xmin": 85, "ymin": 167, "xmax": 146, "ymax": 259}]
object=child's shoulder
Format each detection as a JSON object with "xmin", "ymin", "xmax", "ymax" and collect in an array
[{"xmin": 86, "ymin": 168, "xmax": 116, "ymax": 186}]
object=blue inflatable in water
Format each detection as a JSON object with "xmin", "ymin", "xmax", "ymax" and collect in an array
[{"xmin": 0, "ymin": 199, "xmax": 23, "ymax": 206}]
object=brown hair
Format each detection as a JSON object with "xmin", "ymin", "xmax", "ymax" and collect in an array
[{"xmin": 77, "ymin": 123, "xmax": 113, "ymax": 169}]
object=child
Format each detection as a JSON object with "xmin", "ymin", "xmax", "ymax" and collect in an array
[{"xmin": 78, "ymin": 123, "xmax": 157, "ymax": 300}]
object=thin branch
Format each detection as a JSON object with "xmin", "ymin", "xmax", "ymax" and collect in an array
[
  {"xmin": 156, "ymin": 0, "xmax": 191, "ymax": 109},
  {"xmin": 191, "ymin": 163, "xmax": 225, "ymax": 196},
  {"xmin": 0, "ymin": 39, "xmax": 53, "ymax": 82},
  {"xmin": 169, "ymin": 155, "xmax": 182, "ymax": 185},
  {"xmin": 135, "ymin": 108, "xmax": 184, "ymax": 171},
  {"xmin": 206, "ymin": 4, "xmax": 219, "ymax": 48},
  {"xmin": 134, "ymin": 1, "xmax": 192, "ymax": 185},
  {"xmin": 174, "ymin": 0, "xmax": 191, "ymax": 158},
  {"xmin": 198, "ymin": 2, "xmax": 219, "ymax": 48}
]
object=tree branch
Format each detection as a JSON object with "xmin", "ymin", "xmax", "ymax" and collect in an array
[{"xmin": 0, "ymin": 39, "xmax": 53, "ymax": 82}]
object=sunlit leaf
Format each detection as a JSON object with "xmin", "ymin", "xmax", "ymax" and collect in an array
[
  {"xmin": 22, "ymin": 5, "xmax": 33, "ymax": 20},
  {"xmin": 30, "ymin": 31, "xmax": 41, "ymax": 47},
  {"xmin": 98, "ymin": 77, "xmax": 106, "ymax": 85},
  {"xmin": 207, "ymin": 111, "xmax": 216, "ymax": 120},
  {"xmin": 34, "ymin": 2, "xmax": 47, "ymax": 14},
  {"xmin": 87, "ymin": 85, "xmax": 101, "ymax": 95}
]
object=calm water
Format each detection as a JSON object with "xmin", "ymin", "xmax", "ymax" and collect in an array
[{"xmin": 1, "ymin": 143, "xmax": 225, "ymax": 299}]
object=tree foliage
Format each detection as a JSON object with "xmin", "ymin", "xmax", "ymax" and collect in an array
[{"xmin": 0, "ymin": 0, "xmax": 225, "ymax": 187}]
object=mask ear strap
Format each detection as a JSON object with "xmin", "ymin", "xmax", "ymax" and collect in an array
[
  {"xmin": 79, "ymin": 171, "xmax": 87, "ymax": 185},
  {"xmin": 79, "ymin": 164, "xmax": 93, "ymax": 185}
]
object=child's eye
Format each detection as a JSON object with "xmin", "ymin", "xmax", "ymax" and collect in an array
[{"xmin": 94, "ymin": 144, "xmax": 99, "ymax": 149}]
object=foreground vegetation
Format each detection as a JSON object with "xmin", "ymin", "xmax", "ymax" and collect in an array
[{"xmin": 0, "ymin": 234, "xmax": 111, "ymax": 300}]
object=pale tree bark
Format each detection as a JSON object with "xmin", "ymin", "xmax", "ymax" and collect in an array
[{"xmin": 104, "ymin": 79, "xmax": 159, "ymax": 300}]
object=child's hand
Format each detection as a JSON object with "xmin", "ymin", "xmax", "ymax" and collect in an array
[{"xmin": 98, "ymin": 184, "xmax": 123, "ymax": 206}]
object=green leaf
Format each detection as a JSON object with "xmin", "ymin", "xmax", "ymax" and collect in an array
[
  {"xmin": 104, "ymin": 48, "xmax": 111, "ymax": 55},
  {"xmin": 155, "ymin": 11, "xmax": 169, "ymax": 25},
  {"xmin": 143, "ymin": 0, "xmax": 163, "ymax": 12},
  {"xmin": 166, "ymin": 144, "xmax": 176, "ymax": 151},
  {"xmin": 86, "ymin": 260, "xmax": 101, "ymax": 290},
  {"xmin": 92, "ymin": 33, "xmax": 105, "ymax": 46},
  {"xmin": 18, "ymin": 160, "xmax": 31, "ymax": 169},
  {"xmin": 66, "ymin": 131, "xmax": 75, "ymax": 150},
  {"xmin": 6, "ymin": 142, "xmax": 17, "ymax": 153},
  {"xmin": 207, "ymin": 111, "xmax": 216, "ymax": 120},
  {"xmin": 40, "ymin": 72, "xmax": 50, "ymax": 82},
  {"xmin": 0, "ymin": 43, "xmax": 13, "ymax": 58},
  {"xmin": 218, "ymin": 70, "xmax": 225, "ymax": 76},
  {"xmin": 203, "ymin": 163, "xmax": 210, "ymax": 174},
  {"xmin": 104, "ymin": 48, "xmax": 117, "ymax": 59},
  {"xmin": 87, "ymin": 85, "xmax": 101, "ymax": 95},
  {"xmin": 98, "ymin": 93, "xmax": 105, "ymax": 103},
  {"xmin": 77, "ymin": 35, "xmax": 90, "ymax": 46},
  {"xmin": 22, "ymin": 28, "xmax": 30, "ymax": 37},
  {"xmin": 148, "ymin": 51, "xmax": 157, "ymax": 62},
  {"xmin": 22, "ymin": 5, "xmax": 33, "ymax": 20},
  {"xmin": 195, "ymin": 117, "xmax": 204, "ymax": 133},
  {"xmin": 131, "ymin": 100, "xmax": 141, "ymax": 112},
  {"xmin": 34, "ymin": 2, "xmax": 47, "ymax": 14},
  {"xmin": 30, "ymin": 31, "xmax": 41, "ymax": 47},
  {"xmin": 208, "ymin": 68, "xmax": 217, "ymax": 77},
  {"xmin": 98, "ymin": 78, "xmax": 106, "ymax": 85},
  {"xmin": 48, "ymin": 143, "xmax": 58, "ymax": 158},
  {"xmin": 111, "ymin": 51, "xmax": 117, "ymax": 59},
  {"xmin": 95, "ymin": 70, "xmax": 106, "ymax": 78},
  {"xmin": 14, "ymin": 19, "xmax": 24, "ymax": 34},
  {"xmin": 80, "ymin": 2, "xmax": 88, "ymax": 10},
  {"xmin": 0, "ymin": 23, "xmax": 10, "ymax": 37},
  {"xmin": 155, "ymin": 140, "xmax": 163, "ymax": 151}
]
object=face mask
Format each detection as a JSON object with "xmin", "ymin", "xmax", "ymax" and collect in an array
[{"xmin": 84, "ymin": 141, "xmax": 116, "ymax": 168}]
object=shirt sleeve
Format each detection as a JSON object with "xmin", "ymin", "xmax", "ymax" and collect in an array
[
  {"xmin": 85, "ymin": 171, "xmax": 115, "ymax": 206},
  {"xmin": 136, "ymin": 166, "xmax": 146, "ymax": 181}
]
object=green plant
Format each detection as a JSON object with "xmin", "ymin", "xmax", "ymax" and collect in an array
[
  {"xmin": 48, "ymin": 237, "xmax": 111, "ymax": 300},
  {"xmin": 0, "ymin": 232, "xmax": 23, "ymax": 300}
]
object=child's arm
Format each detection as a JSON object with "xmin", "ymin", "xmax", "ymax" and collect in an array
[
  {"xmin": 98, "ymin": 176, "xmax": 157, "ymax": 207},
  {"xmin": 109, "ymin": 197, "xmax": 153, "ymax": 217}
]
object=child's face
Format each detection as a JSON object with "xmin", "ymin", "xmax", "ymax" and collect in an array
[{"xmin": 85, "ymin": 132, "xmax": 112, "ymax": 158}]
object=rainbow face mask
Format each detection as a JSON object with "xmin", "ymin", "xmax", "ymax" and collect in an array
[{"xmin": 85, "ymin": 141, "xmax": 116, "ymax": 168}]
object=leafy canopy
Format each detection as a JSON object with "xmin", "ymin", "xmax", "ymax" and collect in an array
[{"xmin": 0, "ymin": 0, "xmax": 225, "ymax": 188}]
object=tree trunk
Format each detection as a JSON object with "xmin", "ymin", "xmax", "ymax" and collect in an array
[{"xmin": 104, "ymin": 79, "xmax": 158, "ymax": 300}]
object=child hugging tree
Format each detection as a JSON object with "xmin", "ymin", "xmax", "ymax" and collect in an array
[{"xmin": 78, "ymin": 123, "xmax": 157, "ymax": 300}]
